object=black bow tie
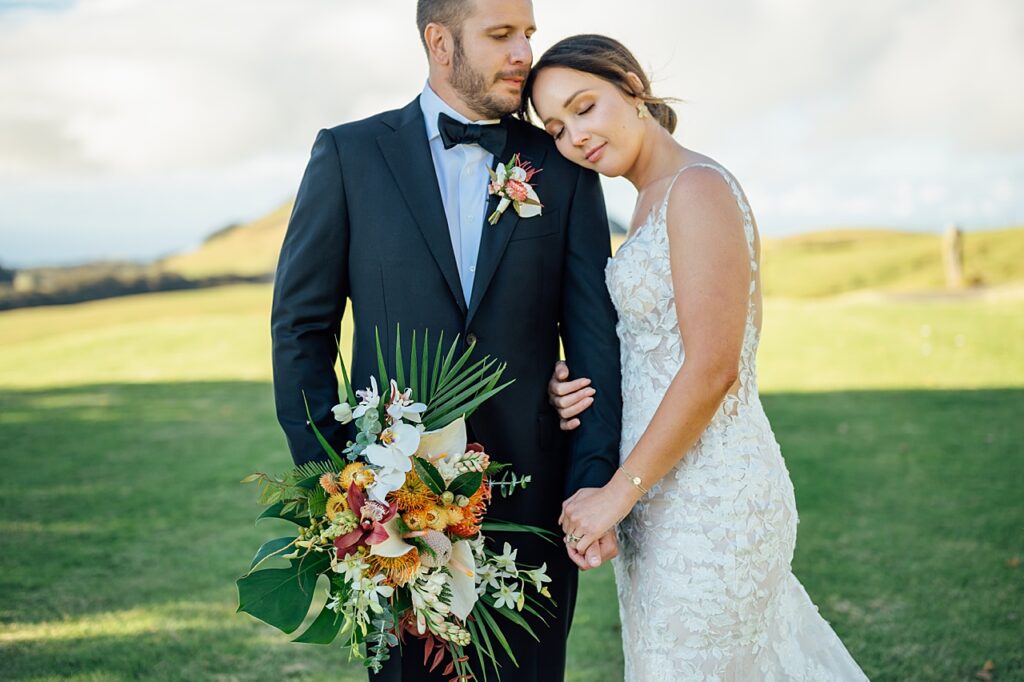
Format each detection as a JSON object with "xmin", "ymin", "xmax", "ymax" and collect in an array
[{"xmin": 437, "ymin": 112, "xmax": 507, "ymax": 157}]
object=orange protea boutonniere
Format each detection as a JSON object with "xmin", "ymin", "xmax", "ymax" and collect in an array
[{"xmin": 487, "ymin": 153, "xmax": 542, "ymax": 224}]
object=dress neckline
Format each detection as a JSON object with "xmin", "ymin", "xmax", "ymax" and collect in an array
[{"xmin": 617, "ymin": 162, "xmax": 726, "ymax": 253}]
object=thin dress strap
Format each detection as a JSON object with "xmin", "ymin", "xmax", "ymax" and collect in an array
[{"xmin": 659, "ymin": 162, "xmax": 757, "ymax": 266}]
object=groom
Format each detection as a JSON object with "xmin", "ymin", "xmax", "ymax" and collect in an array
[{"xmin": 271, "ymin": 1, "xmax": 621, "ymax": 679}]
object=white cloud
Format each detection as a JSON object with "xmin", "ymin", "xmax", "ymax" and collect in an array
[{"xmin": 0, "ymin": 0, "xmax": 1021, "ymax": 264}]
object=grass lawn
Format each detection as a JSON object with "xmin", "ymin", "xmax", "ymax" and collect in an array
[{"xmin": 1, "ymin": 284, "xmax": 1022, "ymax": 681}]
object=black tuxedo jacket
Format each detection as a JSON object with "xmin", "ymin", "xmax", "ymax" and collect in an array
[{"xmin": 270, "ymin": 97, "xmax": 621, "ymax": 680}]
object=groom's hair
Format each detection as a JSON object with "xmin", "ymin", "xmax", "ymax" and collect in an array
[{"xmin": 416, "ymin": 0, "xmax": 474, "ymax": 51}]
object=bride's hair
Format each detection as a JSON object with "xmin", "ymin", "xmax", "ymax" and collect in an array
[{"xmin": 521, "ymin": 34, "xmax": 678, "ymax": 134}]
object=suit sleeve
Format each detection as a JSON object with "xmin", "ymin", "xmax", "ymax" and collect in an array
[
  {"xmin": 271, "ymin": 129, "xmax": 350, "ymax": 465},
  {"xmin": 559, "ymin": 166, "xmax": 622, "ymax": 495}
]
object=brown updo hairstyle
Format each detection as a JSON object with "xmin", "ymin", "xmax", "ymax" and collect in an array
[{"xmin": 521, "ymin": 34, "xmax": 677, "ymax": 134}]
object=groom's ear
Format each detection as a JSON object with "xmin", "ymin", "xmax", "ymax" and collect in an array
[{"xmin": 424, "ymin": 23, "xmax": 454, "ymax": 67}]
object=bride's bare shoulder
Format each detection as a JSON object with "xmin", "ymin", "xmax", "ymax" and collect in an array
[{"xmin": 666, "ymin": 159, "xmax": 742, "ymax": 221}]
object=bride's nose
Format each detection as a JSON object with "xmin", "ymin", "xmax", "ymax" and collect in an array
[{"xmin": 569, "ymin": 126, "xmax": 590, "ymax": 147}]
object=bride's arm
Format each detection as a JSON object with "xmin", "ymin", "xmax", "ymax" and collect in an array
[{"xmin": 560, "ymin": 167, "xmax": 751, "ymax": 553}]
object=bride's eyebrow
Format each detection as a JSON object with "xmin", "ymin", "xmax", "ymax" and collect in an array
[
  {"xmin": 541, "ymin": 89, "xmax": 591, "ymax": 125},
  {"xmin": 563, "ymin": 89, "xmax": 589, "ymax": 108}
]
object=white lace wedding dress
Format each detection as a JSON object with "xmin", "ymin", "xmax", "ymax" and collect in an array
[{"xmin": 605, "ymin": 162, "xmax": 868, "ymax": 681}]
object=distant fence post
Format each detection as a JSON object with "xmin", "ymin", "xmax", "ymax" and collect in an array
[{"xmin": 942, "ymin": 223, "xmax": 965, "ymax": 290}]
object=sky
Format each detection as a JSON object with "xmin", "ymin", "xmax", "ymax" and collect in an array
[{"xmin": 1, "ymin": 0, "xmax": 1022, "ymax": 267}]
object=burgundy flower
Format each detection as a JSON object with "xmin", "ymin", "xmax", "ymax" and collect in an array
[{"xmin": 333, "ymin": 483, "xmax": 398, "ymax": 558}]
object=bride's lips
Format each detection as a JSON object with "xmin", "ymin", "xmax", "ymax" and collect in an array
[{"xmin": 585, "ymin": 143, "xmax": 606, "ymax": 163}]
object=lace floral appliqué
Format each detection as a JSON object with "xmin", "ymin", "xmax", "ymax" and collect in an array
[{"xmin": 605, "ymin": 163, "xmax": 868, "ymax": 681}]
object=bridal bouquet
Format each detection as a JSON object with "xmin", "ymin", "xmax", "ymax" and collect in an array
[{"xmin": 237, "ymin": 329, "xmax": 554, "ymax": 680}]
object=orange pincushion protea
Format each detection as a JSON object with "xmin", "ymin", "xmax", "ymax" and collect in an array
[
  {"xmin": 325, "ymin": 493, "xmax": 349, "ymax": 520},
  {"xmin": 388, "ymin": 468, "xmax": 440, "ymax": 512},
  {"xmin": 403, "ymin": 506, "xmax": 448, "ymax": 532},
  {"xmin": 443, "ymin": 505, "xmax": 465, "ymax": 527},
  {"xmin": 448, "ymin": 519, "xmax": 481, "ymax": 538},
  {"xmin": 367, "ymin": 547, "xmax": 421, "ymax": 586},
  {"xmin": 340, "ymin": 462, "xmax": 374, "ymax": 489},
  {"xmin": 320, "ymin": 472, "xmax": 342, "ymax": 495}
]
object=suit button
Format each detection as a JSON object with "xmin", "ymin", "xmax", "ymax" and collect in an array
[{"xmin": 466, "ymin": 332, "xmax": 478, "ymax": 346}]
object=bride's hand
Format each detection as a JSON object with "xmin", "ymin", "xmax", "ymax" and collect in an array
[
  {"xmin": 547, "ymin": 361, "xmax": 595, "ymax": 431},
  {"xmin": 559, "ymin": 478, "xmax": 642, "ymax": 556}
]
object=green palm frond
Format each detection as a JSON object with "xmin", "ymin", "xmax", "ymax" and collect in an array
[
  {"xmin": 307, "ymin": 486, "xmax": 328, "ymax": 518},
  {"xmin": 290, "ymin": 460, "xmax": 337, "ymax": 482},
  {"xmin": 334, "ymin": 326, "xmax": 514, "ymax": 432}
]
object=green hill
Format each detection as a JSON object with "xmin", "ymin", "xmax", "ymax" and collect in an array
[
  {"xmin": 161, "ymin": 201, "xmax": 1024, "ymax": 298},
  {"xmin": 158, "ymin": 202, "xmax": 294, "ymax": 279},
  {"xmin": 760, "ymin": 226, "xmax": 1024, "ymax": 298}
]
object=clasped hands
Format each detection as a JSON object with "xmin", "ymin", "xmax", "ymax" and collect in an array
[
  {"xmin": 559, "ymin": 485, "xmax": 634, "ymax": 571},
  {"xmin": 549, "ymin": 360, "xmax": 638, "ymax": 571}
]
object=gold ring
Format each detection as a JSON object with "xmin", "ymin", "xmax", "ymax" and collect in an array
[{"xmin": 566, "ymin": 533, "xmax": 580, "ymax": 544}]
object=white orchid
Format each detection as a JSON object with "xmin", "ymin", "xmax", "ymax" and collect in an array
[
  {"xmin": 492, "ymin": 581, "xmax": 521, "ymax": 610},
  {"xmin": 524, "ymin": 563, "xmax": 552, "ymax": 596},
  {"xmin": 385, "ymin": 379, "xmax": 427, "ymax": 424},
  {"xmin": 493, "ymin": 542, "xmax": 518, "ymax": 573},
  {"xmin": 364, "ymin": 422, "xmax": 420, "ymax": 502},
  {"xmin": 332, "ymin": 553, "xmax": 370, "ymax": 582},
  {"xmin": 353, "ymin": 376, "xmax": 381, "ymax": 419}
]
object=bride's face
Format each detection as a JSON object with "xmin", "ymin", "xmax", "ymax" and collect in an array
[{"xmin": 531, "ymin": 66, "xmax": 644, "ymax": 177}]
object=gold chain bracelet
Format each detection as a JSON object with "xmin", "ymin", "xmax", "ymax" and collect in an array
[{"xmin": 618, "ymin": 466, "xmax": 649, "ymax": 495}]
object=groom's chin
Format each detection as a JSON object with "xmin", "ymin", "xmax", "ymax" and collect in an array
[{"xmin": 488, "ymin": 89, "xmax": 523, "ymax": 115}]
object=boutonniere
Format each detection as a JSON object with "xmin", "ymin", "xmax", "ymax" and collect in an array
[{"xmin": 487, "ymin": 153, "xmax": 543, "ymax": 225}]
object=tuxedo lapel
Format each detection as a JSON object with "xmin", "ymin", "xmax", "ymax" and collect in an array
[
  {"xmin": 378, "ymin": 99, "xmax": 467, "ymax": 316},
  {"xmin": 467, "ymin": 123, "xmax": 548, "ymax": 327}
]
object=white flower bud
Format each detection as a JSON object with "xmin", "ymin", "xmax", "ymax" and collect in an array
[{"xmin": 332, "ymin": 402, "xmax": 354, "ymax": 424}]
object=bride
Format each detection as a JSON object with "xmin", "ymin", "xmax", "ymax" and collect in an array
[{"xmin": 524, "ymin": 35, "xmax": 869, "ymax": 680}]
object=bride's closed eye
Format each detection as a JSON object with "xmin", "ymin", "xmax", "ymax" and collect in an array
[{"xmin": 549, "ymin": 105, "xmax": 594, "ymax": 141}]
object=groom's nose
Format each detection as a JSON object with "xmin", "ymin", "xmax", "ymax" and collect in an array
[{"xmin": 508, "ymin": 36, "xmax": 532, "ymax": 66}]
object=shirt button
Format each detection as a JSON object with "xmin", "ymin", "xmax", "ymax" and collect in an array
[{"xmin": 469, "ymin": 266, "xmax": 476, "ymax": 273}]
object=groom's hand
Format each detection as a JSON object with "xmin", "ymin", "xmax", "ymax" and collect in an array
[
  {"xmin": 566, "ymin": 530, "xmax": 619, "ymax": 571},
  {"xmin": 548, "ymin": 361, "xmax": 596, "ymax": 431}
]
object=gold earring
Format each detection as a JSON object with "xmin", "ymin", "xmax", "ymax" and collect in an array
[{"xmin": 636, "ymin": 101, "xmax": 650, "ymax": 119}]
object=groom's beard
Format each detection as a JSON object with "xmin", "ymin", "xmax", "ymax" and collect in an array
[{"xmin": 451, "ymin": 36, "xmax": 526, "ymax": 119}]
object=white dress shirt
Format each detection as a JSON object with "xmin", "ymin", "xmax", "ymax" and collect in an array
[{"xmin": 419, "ymin": 82, "xmax": 499, "ymax": 306}]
